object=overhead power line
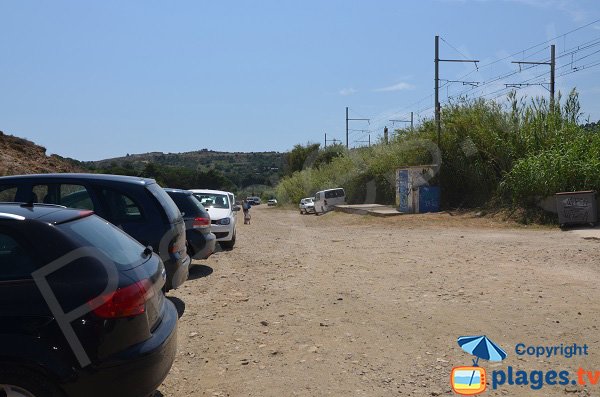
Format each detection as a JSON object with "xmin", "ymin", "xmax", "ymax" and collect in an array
[{"xmin": 334, "ymin": 19, "xmax": 600, "ymax": 146}]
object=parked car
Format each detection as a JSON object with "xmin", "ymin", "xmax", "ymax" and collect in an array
[
  {"xmin": 246, "ymin": 196, "xmax": 261, "ymax": 205},
  {"xmin": 164, "ymin": 188, "xmax": 216, "ymax": 260},
  {"xmin": 299, "ymin": 197, "xmax": 315, "ymax": 214},
  {"xmin": 0, "ymin": 173, "xmax": 190, "ymax": 290},
  {"xmin": 190, "ymin": 189, "xmax": 240, "ymax": 249},
  {"xmin": 267, "ymin": 199, "xmax": 278, "ymax": 206},
  {"xmin": 314, "ymin": 188, "xmax": 346, "ymax": 215},
  {"xmin": 0, "ymin": 202, "xmax": 178, "ymax": 397}
]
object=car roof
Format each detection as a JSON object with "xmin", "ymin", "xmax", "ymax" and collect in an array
[
  {"xmin": 0, "ymin": 202, "xmax": 91, "ymax": 223},
  {"xmin": 164, "ymin": 188, "xmax": 193, "ymax": 195},
  {"xmin": 0, "ymin": 173, "xmax": 156, "ymax": 185},
  {"xmin": 317, "ymin": 188, "xmax": 344, "ymax": 192},
  {"xmin": 189, "ymin": 189, "xmax": 232, "ymax": 195}
]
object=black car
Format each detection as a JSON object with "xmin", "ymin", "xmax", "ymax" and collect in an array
[
  {"xmin": 0, "ymin": 173, "xmax": 190, "ymax": 290},
  {"xmin": 0, "ymin": 202, "xmax": 177, "ymax": 397},
  {"xmin": 164, "ymin": 188, "xmax": 216, "ymax": 260}
]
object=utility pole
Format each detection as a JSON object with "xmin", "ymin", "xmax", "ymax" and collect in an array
[
  {"xmin": 511, "ymin": 44, "xmax": 555, "ymax": 110},
  {"xmin": 346, "ymin": 107, "xmax": 370, "ymax": 149},
  {"xmin": 325, "ymin": 132, "xmax": 327, "ymax": 148},
  {"xmin": 345, "ymin": 107, "xmax": 348, "ymax": 149},
  {"xmin": 435, "ymin": 35, "xmax": 479, "ymax": 147},
  {"xmin": 435, "ymin": 35, "xmax": 440, "ymax": 147},
  {"xmin": 550, "ymin": 44, "xmax": 555, "ymax": 110}
]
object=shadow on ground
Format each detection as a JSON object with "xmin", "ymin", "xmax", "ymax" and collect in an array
[
  {"xmin": 188, "ymin": 264, "xmax": 213, "ymax": 280},
  {"xmin": 166, "ymin": 296, "xmax": 186, "ymax": 319}
]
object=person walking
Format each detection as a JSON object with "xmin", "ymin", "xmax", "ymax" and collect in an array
[{"xmin": 242, "ymin": 199, "xmax": 251, "ymax": 224}]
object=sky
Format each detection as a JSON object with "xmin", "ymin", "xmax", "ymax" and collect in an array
[{"xmin": 1, "ymin": 0, "xmax": 600, "ymax": 161}]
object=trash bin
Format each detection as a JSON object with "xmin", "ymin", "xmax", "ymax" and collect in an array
[{"xmin": 555, "ymin": 191, "xmax": 597, "ymax": 227}]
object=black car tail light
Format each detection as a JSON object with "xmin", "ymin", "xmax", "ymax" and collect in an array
[
  {"xmin": 193, "ymin": 217, "xmax": 211, "ymax": 229},
  {"xmin": 91, "ymin": 279, "xmax": 154, "ymax": 319}
]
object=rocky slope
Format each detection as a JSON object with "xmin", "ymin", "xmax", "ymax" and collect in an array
[{"xmin": 0, "ymin": 131, "xmax": 84, "ymax": 176}]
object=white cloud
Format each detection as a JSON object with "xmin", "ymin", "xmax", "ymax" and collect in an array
[
  {"xmin": 339, "ymin": 88, "xmax": 357, "ymax": 96},
  {"xmin": 374, "ymin": 82, "xmax": 415, "ymax": 92}
]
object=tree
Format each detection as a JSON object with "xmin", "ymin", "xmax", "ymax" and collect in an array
[
  {"xmin": 283, "ymin": 143, "xmax": 320, "ymax": 176},
  {"xmin": 141, "ymin": 162, "xmax": 160, "ymax": 179},
  {"xmin": 313, "ymin": 143, "xmax": 346, "ymax": 169}
]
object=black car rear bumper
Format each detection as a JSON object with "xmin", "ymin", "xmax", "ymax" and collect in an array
[
  {"xmin": 61, "ymin": 299, "xmax": 178, "ymax": 397},
  {"xmin": 164, "ymin": 253, "xmax": 190, "ymax": 290},
  {"xmin": 190, "ymin": 231, "xmax": 217, "ymax": 260}
]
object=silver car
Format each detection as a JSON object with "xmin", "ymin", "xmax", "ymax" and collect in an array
[{"xmin": 299, "ymin": 197, "xmax": 315, "ymax": 214}]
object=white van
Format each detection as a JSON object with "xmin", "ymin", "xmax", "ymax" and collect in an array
[{"xmin": 314, "ymin": 188, "xmax": 346, "ymax": 215}]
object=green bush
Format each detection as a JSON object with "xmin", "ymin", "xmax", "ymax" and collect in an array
[{"xmin": 502, "ymin": 132, "xmax": 600, "ymax": 203}]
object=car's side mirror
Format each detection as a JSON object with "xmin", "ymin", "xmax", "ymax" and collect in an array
[{"xmin": 232, "ymin": 206, "xmax": 241, "ymax": 211}]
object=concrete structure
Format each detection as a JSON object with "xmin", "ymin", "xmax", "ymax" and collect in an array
[
  {"xmin": 333, "ymin": 204, "xmax": 402, "ymax": 217},
  {"xmin": 396, "ymin": 165, "xmax": 440, "ymax": 214}
]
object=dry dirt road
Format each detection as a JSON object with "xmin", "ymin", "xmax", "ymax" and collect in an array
[{"xmin": 159, "ymin": 205, "xmax": 600, "ymax": 397}]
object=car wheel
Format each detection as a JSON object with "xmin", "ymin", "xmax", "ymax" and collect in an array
[
  {"xmin": 220, "ymin": 231, "xmax": 236, "ymax": 249},
  {"xmin": 0, "ymin": 367, "xmax": 63, "ymax": 397}
]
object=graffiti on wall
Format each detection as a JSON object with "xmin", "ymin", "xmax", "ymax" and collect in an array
[{"xmin": 560, "ymin": 196, "xmax": 591, "ymax": 222}]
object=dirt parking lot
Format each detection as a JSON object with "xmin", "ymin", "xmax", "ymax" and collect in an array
[{"xmin": 159, "ymin": 205, "xmax": 600, "ymax": 397}]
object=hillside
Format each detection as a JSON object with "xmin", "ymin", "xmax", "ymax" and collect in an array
[
  {"xmin": 0, "ymin": 131, "xmax": 84, "ymax": 176},
  {"xmin": 87, "ymin": 149, "xmax": 285, "ymax": 188}
]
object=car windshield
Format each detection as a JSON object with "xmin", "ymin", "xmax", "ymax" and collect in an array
[
  {"xmin": 193, "ymin": 193, "xmax": 230, "ymax": 209},
  {"xmin": 58, "ymin": 215, "xmax": 146, "ymax": 269}
]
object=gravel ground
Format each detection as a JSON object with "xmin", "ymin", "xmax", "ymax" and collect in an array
[{"xmin": 158, "ymin": 205, "xmax": 600, "ymax": 397}]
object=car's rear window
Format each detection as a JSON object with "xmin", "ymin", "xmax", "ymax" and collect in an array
[
  {"xmin": 0, "ymin": 185, "xmax": 18, "ymax": 202},
  {"xmin": 167, "ymin": 192, "xmax": 209, "ymax": 218},
  {"xmin": 193, "ymin": 193, "xmax": 230, "ymax": 209},
  {"xmin": 325, "ymin": 189, "xmax": 345, "ymax": 199},
  {"xmin": 58, "ymin": 215, "xmax": 146, "ymax": 269},
  {"xmin": 146, "ymin": 183, "xmax": 182, "ymax": 223}
]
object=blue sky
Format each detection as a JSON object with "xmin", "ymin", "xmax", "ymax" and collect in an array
[{"xmin": 1, "ymin": 0, "xmax": 599, "ymax": 160}]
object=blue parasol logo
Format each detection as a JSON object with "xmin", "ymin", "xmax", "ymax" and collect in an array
[
  {"xmin": 451, "ymin": 335, "xmax": 507, "ymax": 395},
  {"xmin": 458, "ymin": 335, "xmax": 507, "ymax": 366}
]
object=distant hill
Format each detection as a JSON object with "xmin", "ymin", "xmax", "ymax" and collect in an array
[
  {"xmin": 0, "ymin": 131, "xmax": 285, "ymax": 194},
  {"xmin": 0, "ymin": 131, "xmax": 84, "ymax": 176},
  {"xmin": 87, "ymin": 149, "xmax": 285, "ymax": 189}
]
